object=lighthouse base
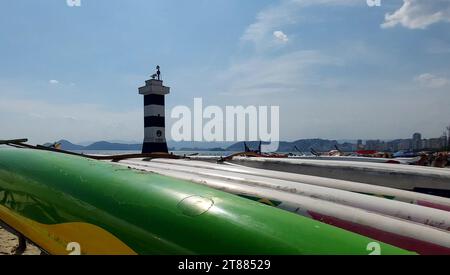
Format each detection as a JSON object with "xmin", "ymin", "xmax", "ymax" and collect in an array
[{"xmin": 142, "ymin": 142, "xmax": 169, "ymax": 154}]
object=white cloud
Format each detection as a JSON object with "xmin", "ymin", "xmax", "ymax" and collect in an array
[
  {"xmin": 273, "ymin": 31, "xmax": 289, "ymax": 43},
  {"xmin": 415, "ymin": 73, "xmax": 449, "ymax": 88},
  {"xmin": 382, "ymin": 0, "xmax": 450, "ymax": 29},
  {"xmin": 241, "ymin": 2, "xmax": 295, "ymax": 45},
  {"xmin": 241, "ymin": 0, "xmax": 360, "ymax": 47},
  {"xmin": 49, "ymin": 80, "xmax": 59, "ymax": 84},
  {"xmin": 219, "ymin": 50, "xmax": 341, "ymax": 96}
]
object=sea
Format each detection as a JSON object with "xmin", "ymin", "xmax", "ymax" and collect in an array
[{"xmin": 73, "ymin": 150, "xmax": 239, "ymax": 157}]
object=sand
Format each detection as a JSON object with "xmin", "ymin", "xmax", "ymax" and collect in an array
[{"xmin": 0, "ymin": 226, "xmax": 41, "ymax": 255}]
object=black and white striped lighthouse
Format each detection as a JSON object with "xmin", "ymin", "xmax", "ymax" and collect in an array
[{"xmin": 139, "ymin": 66, "xmax": 170, "ymax": 153}]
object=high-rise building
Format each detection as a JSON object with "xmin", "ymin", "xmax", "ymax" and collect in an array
[
  {"xmin": 412, "ymin": 133, "xmax": 422, "ymax": 151},
  {"xmin": 426, "ymin": 138, "xmax": 445, "ymax": 150},
  {"xmin": 365, "ymin": 140, "xmax": 381, "ymax": 150},
  {"xmin": 447, "ymin": 125, "xmax": 450, "ymax": 149},
  {"xmin": 398, "ymin": 139, "xmax": 412, "ymax": 151},
  {"xmin": 357, "ymin": 139, "xmax": 363, "ymax": 150}
]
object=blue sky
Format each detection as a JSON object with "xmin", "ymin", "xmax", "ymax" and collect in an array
[{"xmin": 1, "ymin": 0, "xmax": 450, "ymax": 144}]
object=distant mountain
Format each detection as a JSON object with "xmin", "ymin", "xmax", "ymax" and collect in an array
[
  {"xmin": 336, "ymin": 139, "xmax": 358, "ymax": 144},
  {"xmin": 77, "ymin": 140, "xmax": 141, "ymax": 146},
  {"xmin": 225, "ymin": 140, "xmax": 346, "ymax": 152},
  {"xmin": 84, "ymin": 141, "xmax": 142, "ymax": 151},
  {"xmin": 45, "ymin": 139, "xmax": 85, "ymax": 151},
  {"xmin": 291, "ymin": 139, "xmax": 339, "ymax": 152},
  {"xmin": 167, "ymin": 141, "xmax": 234, "ymax": 150},
  {"xmin": 225, "ymin": 141, "xmax": 292, "ymax": 152},
  {"xmin": 179, "ymin": 147, "xmax": 225, "ymax": 152},
  {"xmin": 44, "ymin": 140, "xmax": 141, "ymax": 151},
  {"xmin": 44, "ymin": 139, "xmax": 357, "ymax": 152}
]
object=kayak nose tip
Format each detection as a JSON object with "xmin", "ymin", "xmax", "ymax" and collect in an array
[{"xmin": 177, "ymin": 195, "xmax": 214, "ymax": 217}]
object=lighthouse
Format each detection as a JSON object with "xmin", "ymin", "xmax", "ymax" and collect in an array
[{"xmin": 139, "ymin": 66, "xmax": 170, "ymax": 153}]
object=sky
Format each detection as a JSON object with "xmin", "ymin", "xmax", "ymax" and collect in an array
[{"xmin": 1, "ymin": 0, "xmax": 450, "ymax": 144}]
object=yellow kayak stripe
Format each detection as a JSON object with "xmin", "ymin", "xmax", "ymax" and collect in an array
[{"xmin": 0, "ymin": 204, "xmax": 137, "ymax": 255}]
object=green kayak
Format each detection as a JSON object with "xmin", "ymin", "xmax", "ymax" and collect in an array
[{"xmin": 0, "ymin": 148, "xmax": 414, "ymax": 255}]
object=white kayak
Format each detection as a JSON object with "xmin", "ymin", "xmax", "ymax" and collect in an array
[
  {"xmin": 226, "ymin": 157, "xmax": 450, "ymax": 198},
  {"xmin": 113, "ymin": 159, "xmax": 450, "ymax": 255},
  {"xmin": 150, "ymin": 158, "xmax": 450, "ymax": 212},
  {"xmin": 119, "ymin": 159, "xmax": 450, "ymax": 231}
]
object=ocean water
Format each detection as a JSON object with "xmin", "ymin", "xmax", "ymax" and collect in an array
[{"xmin": 73, "ymin": 150, "xmax": 238, "ymax": 157}]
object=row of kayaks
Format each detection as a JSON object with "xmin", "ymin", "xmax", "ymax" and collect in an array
[
  {"xmin": 287, "ymin": 155, "xmax": 420, "ymax": 164},
  {"xmin": 116, "ymin": 158, "xmax": 450, "ymax": 254},
  {"xmin": 188, "ymin": 154, "xmax": 450, "ymax": 197},
  {"xmin": 1, "ymin": 147, "xmax": 450, "ymax": 254},
  {"xmin": 224, "ymin": 156, "xmax": 450, "ymax": 197}
]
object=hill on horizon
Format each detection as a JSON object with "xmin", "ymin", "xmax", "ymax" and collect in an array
[{"xmin": 43, "ymin": 139, "xmax": 357, "ymax": 152}]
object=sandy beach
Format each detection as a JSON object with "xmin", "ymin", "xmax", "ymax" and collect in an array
[{"xmin": 0, "ymin": 226, "xmax": 41, "ymax": 255}]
